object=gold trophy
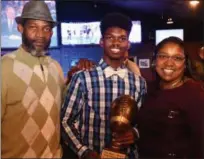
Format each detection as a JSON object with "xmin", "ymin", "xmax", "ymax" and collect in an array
[{"xmin": 101, "ymin": 95, "xmax": 138, "ymax": 159}]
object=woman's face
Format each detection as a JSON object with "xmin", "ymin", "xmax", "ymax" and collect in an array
[{"xmin": 155, "ymin": 42, "xmax": 186, "ymax": 85}]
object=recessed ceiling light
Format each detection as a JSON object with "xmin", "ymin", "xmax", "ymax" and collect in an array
[{"xmin": 189, "ymin": 0, "xmax": 200, "ymax": 7}]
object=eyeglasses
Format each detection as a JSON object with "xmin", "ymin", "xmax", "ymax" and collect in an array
[{"xmin": 156, "ymin": 54, "xmax": 185, "ymax": 63}]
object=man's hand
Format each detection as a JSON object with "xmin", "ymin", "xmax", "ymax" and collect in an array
[
  {"xmin": 112, "ymin": 128, "xmax": 138, "ymax": 149},
  {"xmin": 66, "ymin": 59, "xmax": 96, "ymax": 85},
  {"xmin": 77, "ymin": 58, "xmax": 96, "ymax": 71},
  {"xmin": 66, "ymin": 66, "xmax": 81, "ymax": 85}
]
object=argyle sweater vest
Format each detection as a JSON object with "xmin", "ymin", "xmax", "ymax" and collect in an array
[{"xmin": 1, "ymin": 47, "xmax": 64, "ymax": 158}]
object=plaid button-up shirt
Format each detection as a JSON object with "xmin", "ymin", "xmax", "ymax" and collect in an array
[{"xmin": 61, "ymin": 59, "xmax": 147, "ymax": 158}]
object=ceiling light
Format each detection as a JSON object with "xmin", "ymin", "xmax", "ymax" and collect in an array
[{"xmin": 189, "ymin": 1, "xmax": 200, "ymax": 7}]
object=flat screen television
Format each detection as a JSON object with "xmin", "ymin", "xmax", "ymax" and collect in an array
[
  {"xmin": 129, "ymin": 21, "xmax": 142, "ymax": 43},
  {"xmin": 155, "ymin": 29, "xmax": 184, "ymax": 45},
  {"xmin": 1, "ymin": 0, "xmax": 58, "ymax": 49},
  {"xmin": 61, "ymin": 20, "xmax": 142, "ymax": 45},
  {"xmin": 61, "ymin": 22, "xmax": 101, "ymax": 45}
]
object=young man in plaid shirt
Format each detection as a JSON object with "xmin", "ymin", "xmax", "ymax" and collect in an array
[{"xmin": 61, "ymin": 12, "xmax": 147, "ymax": 159}]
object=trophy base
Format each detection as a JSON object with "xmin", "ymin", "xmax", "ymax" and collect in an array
[{"xmin": 101, "ymin": 148, "xmax": 126, "ymax": 159}]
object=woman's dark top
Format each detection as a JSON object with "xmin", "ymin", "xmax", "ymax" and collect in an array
[{"xmin": 137, "ymin": 80, "xmax": 204, "ymax": 158}]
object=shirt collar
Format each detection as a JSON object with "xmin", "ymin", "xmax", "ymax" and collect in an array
[
  {"xmin": 98, "ymin": 58, "xmax": 127, "ymax": 71},
  {"xmin": 98, "ymin": 58, "xmax": 128, "ymax": 79}
]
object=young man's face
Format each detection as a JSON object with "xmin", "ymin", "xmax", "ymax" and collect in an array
[
  {"xmin": 100, "ymin": 27, "xmax": 130, "ymax": 61},
  {"xmin": 18, "ymin": 19, "xmax": 53, "ymax": 56}
]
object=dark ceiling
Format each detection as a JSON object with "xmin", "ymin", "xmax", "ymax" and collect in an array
[{"xmin": 95, "ymin": 0, "xmax": 204, "ymax": 20}]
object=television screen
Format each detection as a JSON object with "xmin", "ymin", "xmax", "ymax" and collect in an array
[
  {"xmin": 61, "ymin": 20, "xmax": 142, "ymax": 45},
  {"xmin": 129, "ymin": 21, "xmax": 142, "ymax": 43},
  {"xmin": 61, "ymin": 22, "xmax": 101, "ymax": 45},
  {"xmin": 155, "ymin": 29, "xmax": 184, "ymax": 45},
  {"xmin": 1, "ymin": 0, "xmax": 58, "ymax": 48}
]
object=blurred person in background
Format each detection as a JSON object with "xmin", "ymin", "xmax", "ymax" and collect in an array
[
  {"xmin": 189, "ymin": 45, "xmax": 204, "ymax": 84},
  {"xmin": 199, "ymin": 46, "xmax": 204, "ymax": 60}
]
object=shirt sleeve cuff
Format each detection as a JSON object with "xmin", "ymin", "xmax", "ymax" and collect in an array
[{"xmin": 78, "ymin": 145, "xmax": 89, "ymax": 158}]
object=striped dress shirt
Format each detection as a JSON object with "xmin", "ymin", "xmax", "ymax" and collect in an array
[{"xmin": 61, "ymin": 59, "xmax": 147, "ymax": 158}]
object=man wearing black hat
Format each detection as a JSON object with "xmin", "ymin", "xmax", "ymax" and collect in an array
[
  {"xmin": 61, "ymin": 12, "xmax": 146, "ymax": 159},
  {"xmin": 1, "ymin": 1, "xmax": 64, "ymax": 158}
]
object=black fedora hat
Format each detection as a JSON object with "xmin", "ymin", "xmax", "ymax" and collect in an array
[{"xmin": 15, "ymin": 0, "xmax": 57, "ymax": 27}]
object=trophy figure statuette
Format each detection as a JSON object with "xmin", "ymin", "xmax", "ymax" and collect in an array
[{"xmin": 101, "ymin": 95, "xmax": 138, "ymax": 159}]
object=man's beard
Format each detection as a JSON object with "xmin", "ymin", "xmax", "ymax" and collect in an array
[{"xmin": 22, "ymin": 33, "xmax": 51, "ymax": 57}]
